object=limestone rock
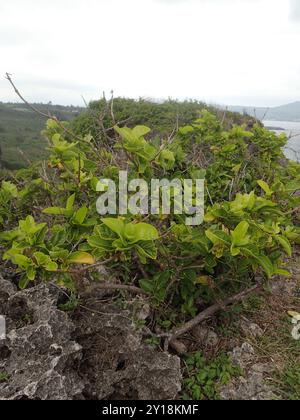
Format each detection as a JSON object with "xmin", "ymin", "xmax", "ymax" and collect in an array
[
  {"xmin": 220, "ymin": 372, "xmax": 276, "ymax": 400},
  {"xmin": 0, "ymin": 276, "xmax": 182, "ymax": 400},
  {"xmin": 230, "ymin": 342, "xmax": 255, "ymax": 369},
  {"xmin": 191, "ymin": 326, "xmax": 219, "ymax": 348},
  {"xmin": 220, "ymin": 343, "xmax": 275, "ymax": 400},
  {"xmin": 0, "ymin": 277, "xmax": 84, "ymax": 400},
  {"xmin": 239, "ymin": 318, "xmax": 264, "ymax": 338},
  {"xmin": 72, "ymin": 302, "xmax": 182, "ymax": 400}
]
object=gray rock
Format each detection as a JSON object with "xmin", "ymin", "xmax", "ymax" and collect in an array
[
  {"xmin": 0, "ymin": 278, "xmax": 84, "ymax": 400},
  {"xmin": 220, "ymin": 372, "xmax": 276, "ymax": 400},
  {"xmin": 221, "ymin": 343, "xmax": 275, "ymax": 400},
  {"xmin": 251, "ymin": 363, "xmax": 274, "ymax": 374},
  {"xmin": 73, "ymin": 301, "xmax": 182, "ymax": 400},
  {"xmin": 0, "ymin": 277, "xmax": 182, "ymax": 400},
  {"xmin": 192, "ymin": 326, "xmax": 219, "ymax": 348},
  {"xmin": 239, "ymin": 318, "xmax": 264, "ymax": 338},
  {"xmin": 230, "ymin": 342, "xmax": 255, "ymax": 369}
]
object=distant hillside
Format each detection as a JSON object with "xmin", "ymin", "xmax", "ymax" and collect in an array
[
  {"xmin": 226, "ymin": 101, "xmax": 300, "ymax": 122},
  {"xmin": 0, "ymin": 99, "xmax": 255, "ymax": 170},
  {"xmin": 0, "ymin": 103, "xmax": 84, "ymax": 169}
]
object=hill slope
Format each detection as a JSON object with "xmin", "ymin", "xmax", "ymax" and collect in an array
[
  {"xmin": 227, "ymin": 101, "xmax": 300, "ymax": 122},
  {"xmin": 0, "ymin": 99, "xmax": 253, "ymax": 169},
  {"xmin": 0, "ymin": 103, "xmax": 83, "ymax": 169}
]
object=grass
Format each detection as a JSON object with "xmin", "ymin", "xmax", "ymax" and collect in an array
[
  {"xmin": 221, "ymin": 258, "xmax": 300, "ymax": 400},
  {"xmin": 274, "ymin": 365, "xmax": 300, "ymax": 400}
]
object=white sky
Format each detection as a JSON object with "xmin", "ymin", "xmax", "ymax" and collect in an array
[{"xmin": 1, "ymin": 0, "xmax": 300, "ymax": 107}]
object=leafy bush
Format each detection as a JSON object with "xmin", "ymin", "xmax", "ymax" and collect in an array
[{"xmin": 0, "ymin": 104, "xmax": 299, "ymax": 330}]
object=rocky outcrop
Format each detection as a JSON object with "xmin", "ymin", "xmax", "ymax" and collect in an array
[
  {"xmin": 220, "ymin": 343, "xmax": 276, "ymax": 400},
  {"xmin": 0, "ymin": 276, "xmax": 84, "ymax": 400},
  {"xmin": 72, "ymin": 300, "xmax": 181, "ymax": 400},
  {"xmin": 0, "ymin": 276, "xmax": 182, "ymax": 400}
]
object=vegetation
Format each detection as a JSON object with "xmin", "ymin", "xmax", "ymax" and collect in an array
[
  {"xmin": 0, "ymin": 372, "xmax": 9, "ymax": 383},
  {"xmin": 0, "ymin": 103, "xmax": 83, "ymax": 169},
  {"xmin": 0, "ymin": 96, "xmax": 299, "ymax": 399},
  {"xmin": 183, "ymin": 352, "xmax": 242, "ymax": 400}
]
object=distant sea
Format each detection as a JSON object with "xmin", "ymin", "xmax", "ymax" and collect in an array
[{"xmin": 263, "ymin": 120, "xmax": 300, "ymax": 163}]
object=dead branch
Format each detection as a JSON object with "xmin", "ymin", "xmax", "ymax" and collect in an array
[
  {"xmin": 54, "ymin": 258, "xmax": 116, "ymax": 275},
  {"xmin": 5, "ymin": 73, "xmax": 82, "ymax": 142},
  {"xmin": 83, "ymin": 283, "xmax": 147, "ymax": 295},
  {"xmin": 261, "ymin": 107, "xmax": 270, "ymax": 121},
  {"xmin": 285, "ymin": 205, "xmax": 300, "ymax": 215},
  {"xmin": 166, "ymin": 284, "xmax": 261, "ymax": 351}
]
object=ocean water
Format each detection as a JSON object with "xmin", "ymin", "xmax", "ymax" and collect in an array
[{"xmin": 263, "ymin": 120, "xmax": 300, "ymax": 162}]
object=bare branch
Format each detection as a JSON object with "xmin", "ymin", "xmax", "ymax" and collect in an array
[
  {"xmin": 165, "ymin": 284, "xmax": 261, "ymax": 350},
  {"xmin": 5, "ymin": 73, "xmax": 82, "ymax": 142},
  {"xmin": 82, "ymin": 283, "xmax": 148, "ymax": 295}
]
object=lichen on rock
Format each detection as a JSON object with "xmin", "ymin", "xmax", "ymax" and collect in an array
[{"xmin": 0, "ymin": 276, "xmax": 182, "ymax": 400}]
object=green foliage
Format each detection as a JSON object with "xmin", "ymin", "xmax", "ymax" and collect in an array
[
  {"xmin": 0, "ymin": 372, "xmax": 9, "ymax": 383},
  {"xmin": 87, "ymin": 218, "xmax": 159, "ymax": 263},
  {"xmin": 0, "ymin": 102, "xmax": 82, "ymax": 169},
  {"xmin": 58, "ymin": 293, "xmax": 80, "ymax": 312},
  {"xmin": 276, "ymin": 365, "xmax": 300, "ymax": 400},
  {"xmin": 0, "ymin": 214, "xmax": 96, "ymax": 289},
  {"xmin": 203, "ymin": 190, "xmax": 295, "ymax": 278},
  {"xmin": 0, "ymin": 103, "xmax": 299, "ymax": 337},
  {"xmin": 183, "ymin": 352, "xmax": 242, "ymax": 400}
]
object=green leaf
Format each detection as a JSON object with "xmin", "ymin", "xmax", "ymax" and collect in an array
[
  {"xmin": 66, "ymin": 194, "xmax": 76, "ymax": 211},
  {"xmin": 274, "ymin": 268, "xmax": 291, "ymax": 277},
  {"xmin": 241, "ymin": 246, "xmax": 274, "ymax": 278},
  {"xmin": 67, "ymin": 252, "xmax": 95, "ymax": 265},
  {"xmin": 73, "ymin": 206, "xmax": 88, "ymax": 225},
  {"xmin": 231, "ymin": 221, "xmax": 250, "ymax": 247},
  {"xmin": 257, "ymin": 180, "xmax": 273, "ymax": 196},
  {"xmin": 179, "ymin": 125, "xmax": 194, "ymax": 135},
  {"xmin": 49, "ymin": 249, "xmax": 69, "ymax": 261},
  {"xmin": 19, "ymin": 276, "xmax": 31, "ymax": 290},
  {"xmin": 135, "ymin": 241, "xmax": 157, "ymax": 262},
  {"xmin": 139, "ymin": 279, "xmax": 154, "ymax": 294},
  {"xmin": 1, "ymin": 181, "xmax": 18, "ymax": 198},
  {"xmin": 88, "ymin": 235, "xmax": 114, "ymax": 251},
  {"xmin": 205, "ymin": 229, "xmax": 231, "ymax": 246},
  {"xmin": 43, "ymin": 207, "xmax": 66, "ymax": 216},
  {"xmin": 132, "ymin": 125, "xmax": 151, "ymax": 138},
  {"xmin": 102, "ymin": 218, "xmax": 125, "ymax": 239},
  {"xmin": 11, "ymin": 254, "xmax": 32, "ymax": 269},
  {"xmin": 125, "ymin": 223, "xmax": 159, "ymax": 243},
  {"xmin": 275, "ymin": 236, "xmax": 292, "ymax": 257},
  {"xmin": 26, "ymin": 266, "xmax": 36, "ymax": 281},
  {"xmin": 158, "ymin": 149, "xmax": 175, "ymax": 169},
  {"xmin": 33, "ymin": 252, "xmax": 58, "ymax": 271}
]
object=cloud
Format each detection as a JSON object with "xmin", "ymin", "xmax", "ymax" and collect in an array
[
  {"xmin": 290, "ymin": 0, "xmax": 300, "ymax": 21},
  {"xmin": 1, "ymin": 0, "xmax": 300, "ymax": 106}
]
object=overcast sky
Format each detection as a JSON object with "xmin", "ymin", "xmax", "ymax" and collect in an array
[{"xmin": 1, "ymin": 0, "xmax": 300, "ymax": 107}]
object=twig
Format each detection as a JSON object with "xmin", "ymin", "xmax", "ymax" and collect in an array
[
  {"xmin": 285, "ymin": 205, "xmax": 300, "ymax": 216},
  {"xmin": 134, "ymin": 254, "xmax": 150, "ymax": 279},
  {"xmin": 110, "ymin": 90, "xmax": 116, "ymax": 126},
  {"xmin": 81, "ymin": 283, "xmax": 148, "ymax": 295},
  {"xmin": 206, "ymin": 186, "xmax": 214, "ymax": 206},
  {"xmin": 54, "ymin": 258, "xmax": 115, "ymax": 274},
  {"xmin": 165, "ymin": 284, "xmax": 261, "ymax": 350},
  {"xmin": 221, "ymin": 107, "xmax": 227, "ymax": 126},
  {"xmin": 17, "ymin": 148, "xmax": 32, "ymax": 166},
  {"xmin": 261, "ymin": 107, "xmax": 270, "ymax": 121},
  {"xmin": 78, "ymin": 154, "xmax": 81, "ymax": 184},
  {"xmin": 5, "ymin": 73, "xmax": 82, "ymax": 142}
]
